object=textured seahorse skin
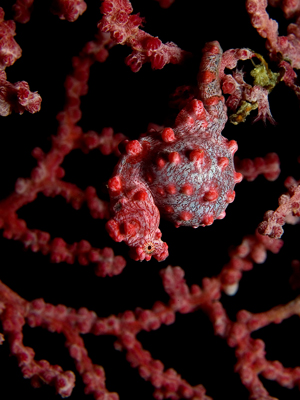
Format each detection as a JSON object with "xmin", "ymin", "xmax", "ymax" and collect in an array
[{"xmin": 106, "ymin": 41, "xmax": 242, "ymax": 262}]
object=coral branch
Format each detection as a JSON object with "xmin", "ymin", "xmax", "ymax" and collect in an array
[
  {"xmin": 0, "ymin": 222, "xmax": 285, "ymax": 400},
  {"xmin": 234, "ymin": 153, "xmax": 280, "ymax": 181},
  {"xmin": 0, "ymin": 70, "xmax": 41, "ymax": 115},
  {"xmin": 98, "ymin": 0, "xmax": 190, "ymax": 71},
  {"xmin": 246, "ymin": 0, "xmax": 300, "ymax": 68},
  {"xmin": 258, "ymin": 183, "xmax": 300, "ymax": 238},
  {"xmin": 0, "ymin": 8, "xmax": 41, "ymax": 114},
  {"xmin": 0, "ymin": 8, "xmax": 22, "ymax": 69},
  {"xmin": 12, "ymin": 0, "xmax": 34, "ymax": 23},
  {"xmin": 0, "ymin": 281, "xmax": 117, "ymax": 399},
  {"xmin": 12, "ymin": 0, "xmax": 87, "ymax": 23},
  {"xmin": 0, "ymin": 30, "xmax": 126, "ymax": 275},
  {"xmin": 50, "ymin": 0, "xmax": 87, "ymax": 22}
]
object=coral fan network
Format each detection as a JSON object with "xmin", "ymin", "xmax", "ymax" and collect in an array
[{"xmin": 0, "ymin": 1, "xmax": 300, "ymax": 400}]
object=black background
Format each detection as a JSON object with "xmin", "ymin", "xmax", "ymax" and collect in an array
[{"xmin": 0, "ymin": 0, "xmax": 300, "ymax": 399}]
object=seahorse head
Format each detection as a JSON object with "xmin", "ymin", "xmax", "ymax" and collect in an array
[{"xmin": 106, "ymin": 189, "xmax": 168, "ymax": 261}]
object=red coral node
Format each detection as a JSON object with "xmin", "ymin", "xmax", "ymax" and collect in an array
[
  {"xmin": 145, "ymin": 37, "xmax": 162, "ymax": 51},
  {"xmin": 115, "ymin": 10, "xmax": 128, "ymax": 24},
  {"xmin": 151, "ymin": 53, "xmax": 165, "ymax": 69},
  {"xmin": 100, "ymin": 0, "xmax": 113, "ymax": 14}
]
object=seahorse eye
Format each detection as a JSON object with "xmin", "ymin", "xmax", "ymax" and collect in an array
[{"xmin": 145, "ymin": 242, "xmax": 155, "ymax": 254}]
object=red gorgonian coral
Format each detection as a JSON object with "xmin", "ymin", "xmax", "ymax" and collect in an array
[{"xmin": 0, "ymin": 1, "xmax": 300, "ymax": 400}]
